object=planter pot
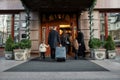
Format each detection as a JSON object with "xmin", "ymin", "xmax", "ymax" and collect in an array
[
  {"xmin": 90, "ymin": 48, "xmax": 94, "ymax": 58},
  {"xmin": 106, "ymin": 50, "xmax": 116, "ymax": 59},
  {"xmin": 4, "ymin": 51, "xmax": 14, "ymax": 60},
  {"xmin": 14, "ymin": 49, "xmax": 31, "ymax": 61},
  {"xmin": 14, "ymin": 49, "xmax": 26, "ymax": 61},
  {"xmin": 90, "ymin": 49, "xmax": 106, "ymax": 60},
  {"xmin": 25, "ymin": 48, "xmax": 31, "ymax": 59}
]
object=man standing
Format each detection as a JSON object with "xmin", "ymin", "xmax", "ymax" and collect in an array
[
  {"xmin": 48, "ymin": 27, "xmax": 61, "ymax": 59},
  {"xmin": 76, "ymin": 29, "xmax": 86, "ymax": 58}
]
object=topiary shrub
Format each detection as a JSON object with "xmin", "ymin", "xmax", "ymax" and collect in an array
[
  {"xmin": 13, "ymin": 42, "xmax": 20, "ymax": 49},
  {"xmin": 89, "ymin": 38, "xmax": 102, "ymax": 49},
  {"xmin": 13, "ymin": 39, "xmax": 31, "ymax": 49},
  {"xmin": 5, "ymin": 35, "xmax": 14, "ymax": 51},
  {"xmin": 104, "ymin": 35, "xmax": 115, "ymax": 50},
  {"xmin": 20, "ymin": 39, "xmax": 31, "ymax": 49}
]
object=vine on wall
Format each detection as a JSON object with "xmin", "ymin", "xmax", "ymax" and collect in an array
[
  {"xmin": 20, "ymin": 0, "xmax": 31, "ymax": 39},
  {"xmin": 88, "ymin": 0, "xmax": 97, "ymax": 40}
]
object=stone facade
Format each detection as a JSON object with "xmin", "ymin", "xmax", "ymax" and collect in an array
[{"xmin": 0, "ymin": 0, "xmax": 120, "ymax": 53}]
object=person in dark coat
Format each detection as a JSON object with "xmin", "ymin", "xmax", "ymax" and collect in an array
[
  {"xmin": 76, "ymin": 29, "xmax": 86, "ymax": 58},
  {"xmin": 48, "ymin": 27, "xmax": 61, "ymax": 59},
  {"xmin": 60, "ymin": 30, "xmax": 70, "ymax": 54}
]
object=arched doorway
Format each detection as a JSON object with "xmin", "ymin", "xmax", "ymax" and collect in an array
[{"xmin": 40, "ymin": 13, "xmax": 77, "ymax": 56}]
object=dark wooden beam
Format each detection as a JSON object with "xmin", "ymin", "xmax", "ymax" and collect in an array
[
  {"xmin": 95, "ymin": 9, "xmax": 120, "ymax": 13},
  {"xmin": 21, "ymin": 0, "xmax": 93, "ymax": 12},
  {"xmin": 0, "ymin": 10, "xmax": 24, "ymax": 14}
]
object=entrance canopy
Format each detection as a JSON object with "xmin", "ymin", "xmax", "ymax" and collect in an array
[{"xmin": 21, "ymin": 0, "xmax": 94, "ymax": 12}]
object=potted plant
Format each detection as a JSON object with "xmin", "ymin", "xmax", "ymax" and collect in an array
[
  {"xmin": 20, "ymin": 39, "xmax": 31, "ymax": 49},
  {"xmin": 104, "ymin": 35, "xmax": 116, "ymax": 59},
  {"xmin": 89, "ymin": 38, "xmax": 102, "ymax": 49},
  {"xmin": 89, "ymin": 38, "xmax": 106, "ymax": 60},
  {"xmin": 4, "ymin": 35, "xmax": 14, "ymax": 60},
  {"xmin": 13, "ymin": 39, "xmax": 31, "ymax": 60},
  {"xmin": 20, "ymin": 39, "xmax": 31, "ymax": 58}
]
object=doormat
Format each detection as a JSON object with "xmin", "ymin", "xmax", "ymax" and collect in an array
[{"xmin": 4, "ymin": 57, "xmax": 109, "ymax": 72}]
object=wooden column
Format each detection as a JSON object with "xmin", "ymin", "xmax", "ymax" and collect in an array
[
  {"xmin": 70, "ymin": 14, "xmax": 74, "ymax": 39},
  {"xmin": 11, "ymin": 14, "xmax": 14, "ymax": 40},
  {"xmin": 104, "ymin": 13, "xmax": 108, "ymax": 39},
  {"xmin": 77, "ymin": 13, "xmax": 81, "ymax": 30}
]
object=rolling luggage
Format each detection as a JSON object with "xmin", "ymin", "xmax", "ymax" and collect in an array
[{"xmin": 55, "ymin": 47, "xmax": 66, "ymax": 62}]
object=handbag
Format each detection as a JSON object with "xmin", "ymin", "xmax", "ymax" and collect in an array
[{"xmin": 65, "ymin": 37, "xmax": 70, "ymax": 44}]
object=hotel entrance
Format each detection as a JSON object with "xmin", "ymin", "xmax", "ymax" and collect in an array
[{"xmin": 41, "ymin": 13, "xmax": 77, "ymax": 56}]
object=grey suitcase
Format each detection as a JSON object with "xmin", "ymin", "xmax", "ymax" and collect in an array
[{"xmin": 55, "ymin": 47, "xmax": 66, "ymax": 62}]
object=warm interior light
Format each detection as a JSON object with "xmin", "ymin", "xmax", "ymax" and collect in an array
[
  {"xmin": 59, "ymin": 25, "xmax": 70, "ymax": 28},
  {"xmin": 59, "ymin": 25, "xmax": 71, "ymax": 35}
]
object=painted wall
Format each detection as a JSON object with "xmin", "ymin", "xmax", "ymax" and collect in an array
[
  {"xmin": 95, "ymin": 0, "xmax": 120, "ymax": 9},
  {"xmin": 0, "ymin": 0, "xmax": 23, "ymax": 10}
]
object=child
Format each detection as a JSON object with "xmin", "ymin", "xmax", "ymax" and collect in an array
[{"xmin": 39, "ymin": 40, "xmax": 49, "ymax": 59}]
